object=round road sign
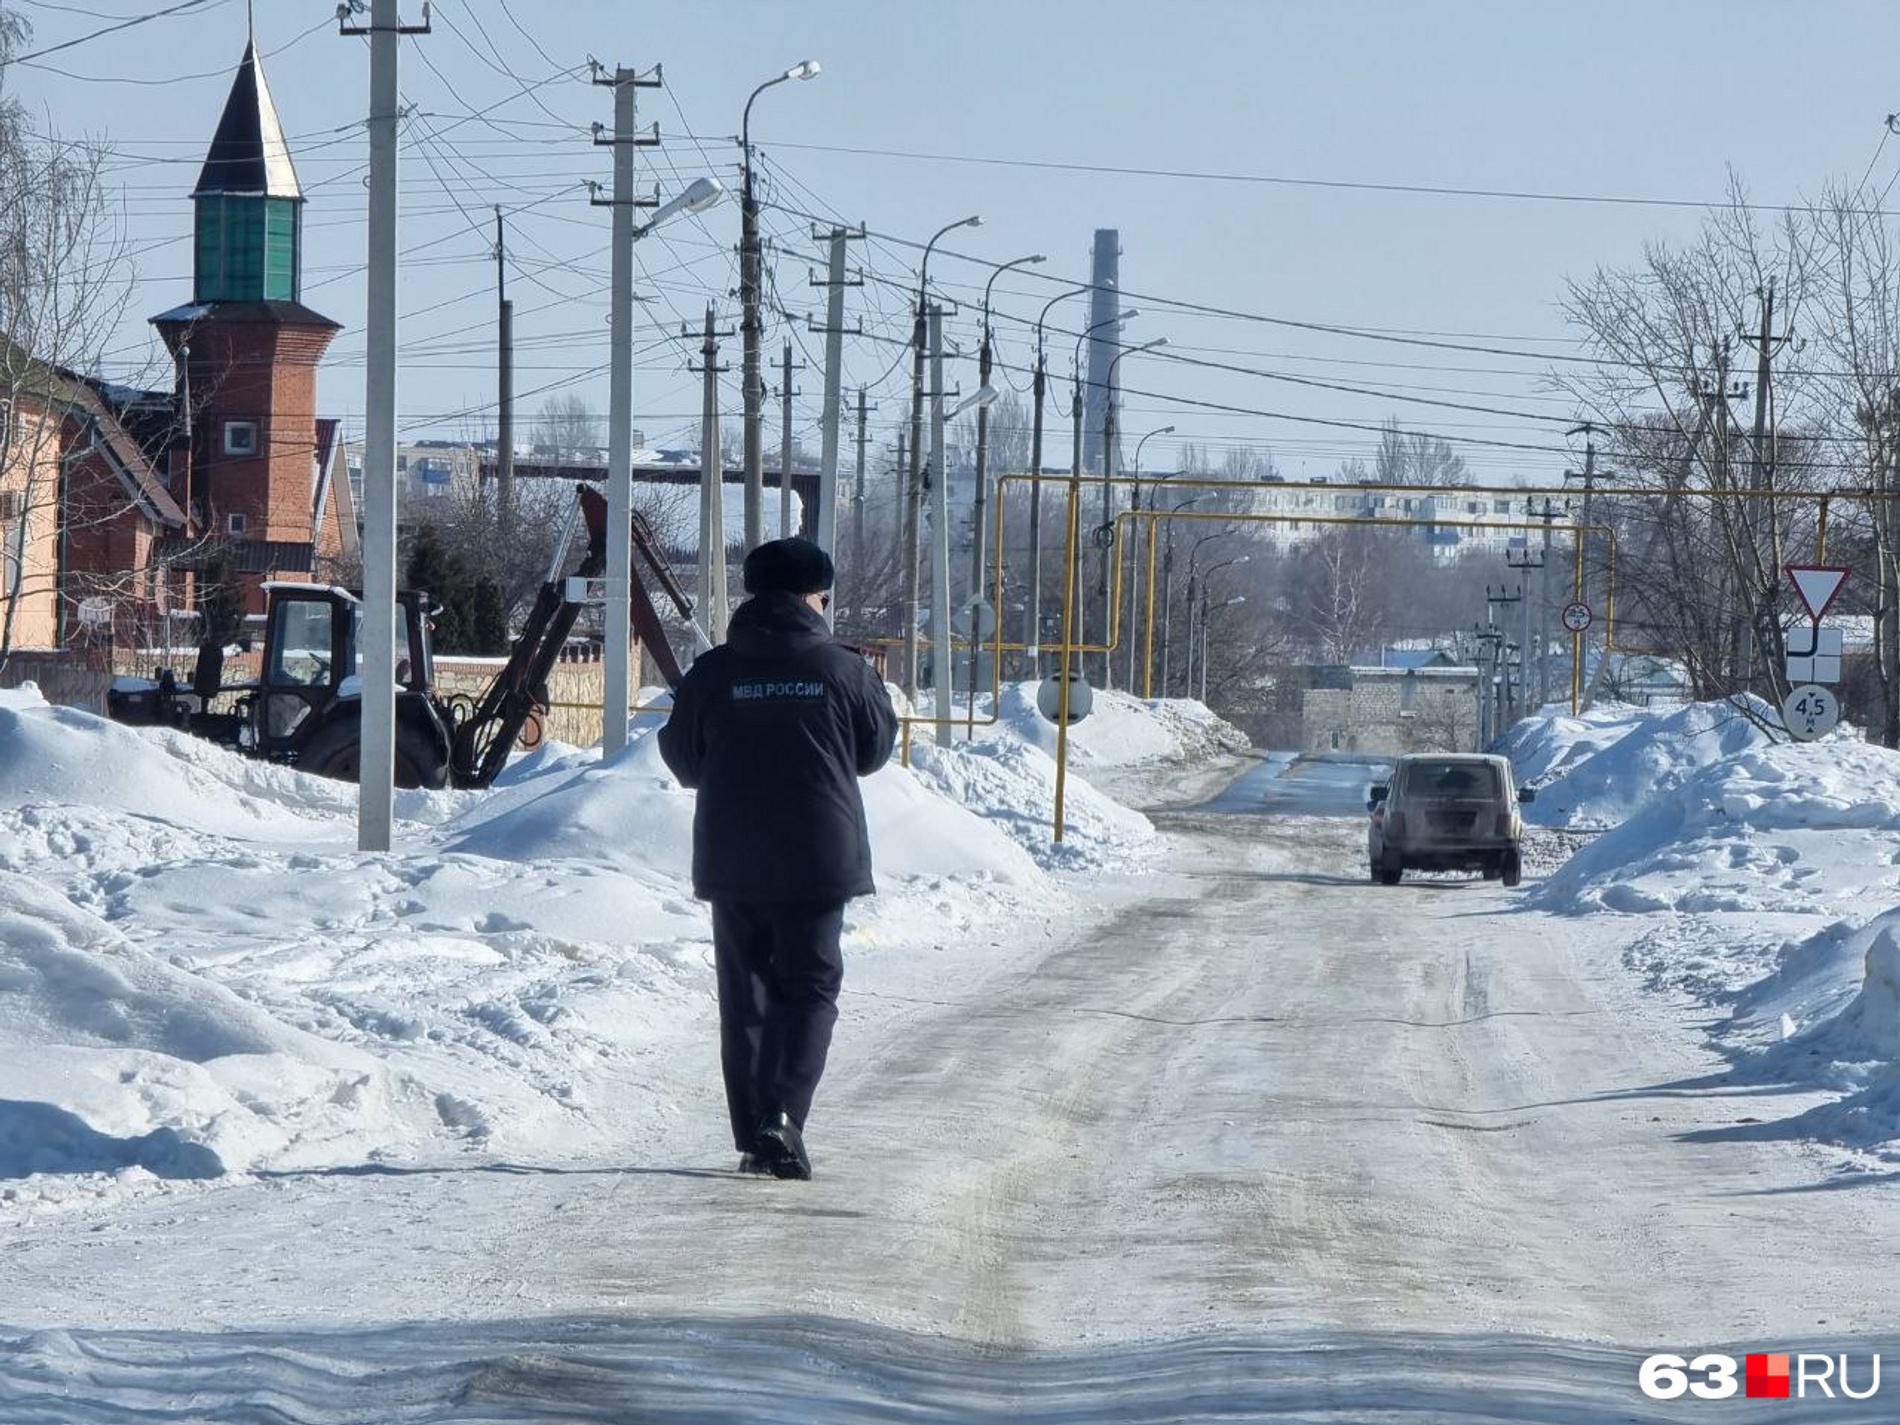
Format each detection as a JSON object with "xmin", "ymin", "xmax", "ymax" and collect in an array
[
  {"xmin": 1560, "ymin": 602, "xmax": 1594, "ymax": 633},
  {"xmin": 1782, "ymin": 683, "xmax": 1840, "ymax": 742},
  {"xmin": 1036, "ymin": 669, "xmax": 1094, "ymax": 725},
  {"xmin": 1091, "ymin": 522, "xmax": 1116, "ymax": 551}
]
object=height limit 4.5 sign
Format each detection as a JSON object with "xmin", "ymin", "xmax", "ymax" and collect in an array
[
  {"xmin": 1783, "ymin": 684, "xmax": 1841, "ymax": 742},
  {"xmin": 1560, "ymin": 602, "xmax": 1593, "ymax": 633}
]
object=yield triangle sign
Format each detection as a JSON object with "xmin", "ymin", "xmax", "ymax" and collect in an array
[{"xmin": 1786, "ymin": 564, "xmax": 1850, "ymax": 622}]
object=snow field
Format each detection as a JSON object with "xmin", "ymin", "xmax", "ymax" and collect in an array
[
  {"xmin": 0, "ymin": 680, "xmax": 1234, "ymax": 1210},
  {"xmin": 1506, "ymin": 696, "xmax": 1900, "ymax": 1159}
]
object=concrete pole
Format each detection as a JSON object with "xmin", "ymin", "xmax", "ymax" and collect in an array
[
  {"xmin": 1070, "ymin": 376, "xmax": 1084, "ymax": 672},
  {"xmin": 696, "ymin": 307, "xmax": 729, "ymax": 649},
  {"xmin": 1100, "ymin": 400, "xmax": 1116, "ymax": 690},
  {"xmin": 1520, "ymin": 579, "xmax": 1533, "ymax": 712},
  {"xmin": 1025, "ymin": 351, "xmax": 1046, "ymax": 677},
  {"xmin": 740, "ymin": 146, "xmax": 765, "ymax": 550},
  {"xmin": 851, "ymin": 386, "xmax": 868, "ymax": 596},
  {"xmin": 968, "ymin": 326, "xmax": 993, "ymax": 715},
  {"xmin": 495, "ymin": 208, "xmax": 514, "ymax": 544},
  {"xmin": 602, "ymin": 69, "xmax": 636, "ymax": 757},
  {"xmin": 777, "ymin": 341, "xmax": 795, "ymax": 538},
  {"xmin": 1539, "ymin": 507, "xmax": 1554, "ymax": 706},
  {"xmin": 901, "ymin": 301, "xmax": 927, "ymax": 698},
  {"xmin": 929, "ymin": 305, "xmax": 954, "ymax": 746},
  {"xmin": 356, "ymin": 0, "xmax": 402, "ymax": 853},
  {"xmin": 816, "ymin": 230, "xmax": 848, "ymax": 563}
]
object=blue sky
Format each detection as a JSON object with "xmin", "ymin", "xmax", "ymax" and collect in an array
[{"xmin": 8, "ymin": 0, "xmax": 1896, "ymax": 482}]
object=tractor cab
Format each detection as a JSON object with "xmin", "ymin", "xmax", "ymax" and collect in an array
[{"xmin": 249, "ymin": 583, "xmax": 435, "ymax": 757}]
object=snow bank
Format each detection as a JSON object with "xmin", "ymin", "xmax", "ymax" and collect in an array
[
  {"xmin": 984, "ymin": 682, "xmax": 1250, "ymax": 769},
  {"xmin": 1509, "ymin": 697, "xmax": 1773, "ymax": 829},
  {"xmin": 1537, "ymin": 739, "xmax": 1900, "ymax": 915},
  {"xmin": 903, "ymin": 736, "xmax": 1157, "ymax": 872}
]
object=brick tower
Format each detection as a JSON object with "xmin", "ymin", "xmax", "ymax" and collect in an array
[{"xmin": 152, "ymin": 30, "xmax": 341, "ymax": 610}]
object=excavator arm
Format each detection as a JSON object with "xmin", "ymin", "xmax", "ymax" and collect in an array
[{"xmin": 447, "ymin": 483, "xmax": 697, "ymax": 789}]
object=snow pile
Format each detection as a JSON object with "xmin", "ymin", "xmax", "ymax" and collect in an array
[
  {"xmin": 985, "ymin": 682, "xmax": 1250, "ymax": 769},
  {"xmin": 1509, "ymin": 697, "xmax": 1773, "ymax": 829},
  {"xmin": 0, "ymin": 684, "xmax": 1146, "ymax": 1208},
  {"xmin": 903, "ymin": 736, "xmax": 1157, "ymax": 871},
  {"xmin": 1495, "ymin": 701, "xmax": 1650, "ymax": 793},
  {"xmin": 1538, "ymin": 739, "xmax": 1900, "ymax": 915}
]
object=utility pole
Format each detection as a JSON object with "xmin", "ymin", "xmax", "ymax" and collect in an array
[
  {"xmin": 1486, "ymin": 584, "xmax": 1522, "ymax": 727},
  {"xmin": 1531, "ymin": 496, "xmax": 1560, "ymax": 706},
  {"xmin": 902, "ymin": 297, "xmax": 929, "ymax": 699},
  {"xmin": 1473, "ymin": 624, "xmax": 1502, "ymax": 748},
  {"xmin": 1026, "ymin": 345, "xmax": 1047, "ymax": 678},
  {"xmin": 809, "ymin": 226, "xmax": 862, "ymax": 572},
  {"xmin": 591, "ymin": 62, "xmax": 661, "ymax": 756},
  {"xmin": 690, "ymin": 306, "xmax": 732, "ymax": 648},
  {"xmin": 850, "ymin": 386, "xmax": 870, "ymax": 607},
  {"xmin": 1070, "ymin": 367, "xmax": 1084, "ymax": 676},
  {"xmin": 970, "ymin": 310, "xmax": 996, "ymax": 709},
  {"xmin": 495, "ymin": 207, "xmax": 514, "ymax": 544},
  {"xmin": 740, "ymin": 145, "xmax": 765, "ymax": 552},
  {"xmin": 928, "ymin": 305, "xmax": 955, "ymax": 746},
  {"xmin": 1507, "ymin": 543, "xmax": 1544, "ymax": 712},
  {"xmin": 1737, "ymin": 279, "xmax": 1794, "ymax": 685},
  {"xmin": 776, "ymin": 340, "xmax": 804, "ymax": 537},
  {"xmin": 1100, "ymin": 390, "xmax": 1117, "ymax": 690},
  {"xmin": 339, "ymin": 0, "xmax": 429, "ymax": 854}
]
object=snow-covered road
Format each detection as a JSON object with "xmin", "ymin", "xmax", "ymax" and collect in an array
[{"xmin": 5, "ymin": 769, "xmax": 1898, "ymax": 1420}]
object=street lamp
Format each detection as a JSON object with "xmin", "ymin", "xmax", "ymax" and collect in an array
[
  {"xmin": 970, "ymin": 252, "xmax": 1044, "ymax": 711},
  {"xmin": 1124, "ymin": 424, "xmax": 1175, "ymax": 691},
  {"xmin": 1099, "ymin": 337, "xmax": 1165, "ymax": 689},
  {"xmin": 1022, "ymin": 282, "xmax": 1092, "ymax": 676},
  {"xmin": 740, "ymin": 60, "xmax": 821, "ymax": 552},
  {"xmin": 1157, "ymin": 490, "xmax": 1203, "ymax": 695},
  {"xmin": 634, "ymin": 175, "xmax": 724, "ymax": 238},
  {"xmin": 1068, "ymin": 308, "xmax": 1135, "ymax": 684},
  {"xmin": 1183, "ymin": 545, "xmax": 1247, "ymax": 698},
  {"xmin": 902, "ymin": 213, "xmax": 983, "ymax": 701},
  {"xmin": 1198, "ymin": 593, "xmax": 1247, "ymax": 702}
]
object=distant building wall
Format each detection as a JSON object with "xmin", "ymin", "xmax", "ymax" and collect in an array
[{"xmin": 1300, "ymin": 666, "xmax": 1480, "ymax": 755}]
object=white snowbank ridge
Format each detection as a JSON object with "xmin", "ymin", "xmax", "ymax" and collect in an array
[
  {"xmin": 1507, "ymin": 696, "xmax": 1772, "ymax": 829},
  {"xmin": 1506, "ymin": 696, "xmax": 1900, "ymax": 1160},
  {"xmin": 0, "ymin": 682, "xmax": 1228, "ymax": 1206}
]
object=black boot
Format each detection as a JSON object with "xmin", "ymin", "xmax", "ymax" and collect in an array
[
  {"xmin": 736, "ymin": 1152, "xmax": 773, "ymax": 1176},
  {"xmin": 754, "ymin": 1111, "xmax": 812, "ymax": 1181}
]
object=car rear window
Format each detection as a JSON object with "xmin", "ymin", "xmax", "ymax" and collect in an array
[{"xmin": 1403, "ymin": 761, "xmax": 1499, "ymax": 798}]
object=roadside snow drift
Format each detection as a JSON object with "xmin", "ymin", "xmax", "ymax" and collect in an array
[
  {"xmin": 0, "ymin": 679, "xmax": 1227, "ymax": 1206},
  {"xmin": 1536, "ymin": 739, "xmax": 1900, "ymax": 915},
  {"xmin": 984, "ymin": 682, "xmax": 1250, "ymax": 769},
  {"xmin": 1508, "ymin": 697, "xmax": 1773, "ymax": 829}
]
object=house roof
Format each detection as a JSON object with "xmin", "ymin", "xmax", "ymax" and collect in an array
[
  {"xmin": 0, "ymin": 336, "xmax": 185, "ymax": 528},
  {"xmin": 193, "ymin": 39, "xmax": 302, "ymax": 200},
  {"xmin": 151, "ymin": 298, "xmax": 339, "ymax": 332}
]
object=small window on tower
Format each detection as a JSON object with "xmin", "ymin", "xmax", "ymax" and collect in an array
[
  {"xmin": 224, "ymin": 421, "xmax": 258, "ymax": 456},
  {"xmin": 227, "ymin": 512, "xmax": 248, "ymax": 537}
]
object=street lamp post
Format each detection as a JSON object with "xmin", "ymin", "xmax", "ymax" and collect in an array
[
  {"xmin": 1199, "ymin": 593, "xmax": 1246, "ymax": 702},
  {"xmin": 933, "ymin": 382, "xmax": 999, "ymax": 746},
  {"xmin": 1071, "ymin": 308, "xmax": 1136, "ymax": 686},
  {"xmin": 1125, "ymin": 424, "xmax": 1174, "ymax": 691},
  {"xmin": 740, "ymin": 60, "xmax": 819, "ymax": 554},
  {"xmin": 1098, "ymin": 337, "xmax": 1165, "ymax": 689},
  {"xmin": 969, "ymin": 252, "xmax": 1043, "ymax": 716},
  {"xmin": 1025, "ymin": 282, "xmax": 1092, "ymax": 678},
  {"xmin": 1157, "ymin": 490, "xmax": 1201, "ymax": 694},
  {"xmin": 902, "ymin": 214, "xmax": 982, "ymax": 701}
]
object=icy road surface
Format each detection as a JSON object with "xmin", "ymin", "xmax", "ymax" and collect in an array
[{"xmin": 5, "ymin": 764, "xmax": 1898, "ymax": 1421}]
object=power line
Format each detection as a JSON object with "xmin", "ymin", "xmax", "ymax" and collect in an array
[{"xmin": 13, "ymin": 0, "xmax": 225, "ymax": 65}]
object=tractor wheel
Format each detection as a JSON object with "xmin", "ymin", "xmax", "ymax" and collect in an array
[{"xmin": 296, "ymin": 719, "xmax": 446, "ymax": 791}]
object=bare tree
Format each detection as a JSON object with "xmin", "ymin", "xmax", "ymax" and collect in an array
[
  {"xmin": 1373, "ymin": 417, "xmax": 1467, "ymax": 486},
  {"xmin": 0, "ymin": 13, "xmax": 141, "ymax": 673},
  {"xmin": 535, "ymin": 393, "xmax": 601, "ymax": 460}
]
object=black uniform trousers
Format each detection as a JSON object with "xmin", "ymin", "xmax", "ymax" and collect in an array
[{"xmin": 710, "ymin": 898, "xmax": 847, "ymax": 1151}]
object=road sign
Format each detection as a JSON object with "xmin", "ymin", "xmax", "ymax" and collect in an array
[
  {"xmin": 957, "ymin": 596, "xmax": 996, "ymax": 641},
  {"xmin": 1037, "ymin": 668, "xmax": 1093, "ymax": 725},
  {"xmin": 1782, "ymin": 683, "xmax": 1841, "ymax": 742},
  {"xmin": 1560, "ymin": 602, "xmax": 1593, "ymax": 633},
  {"xmin": 1785, "ymin": 564, "xmax": 1850, "ymax": 623},
  {"xmin": 1786, "ymin": 623, "xmax": 1844, "ymax": 685}
]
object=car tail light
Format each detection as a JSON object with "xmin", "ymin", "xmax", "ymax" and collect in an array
[
  {"xmin": 1496, "ymin": 812, "xmax": 1512, "ymax": 837},
  {"xmin": 1387, "ymin": 811, "xmax": 1405, "ymax": 838}
]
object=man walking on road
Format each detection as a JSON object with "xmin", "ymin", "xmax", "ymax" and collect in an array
[{"xmin": 658, "ymin": 538, "xmax": 898, "ymax": 1181}]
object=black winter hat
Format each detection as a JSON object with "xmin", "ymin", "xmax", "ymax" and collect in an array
[{"xmin": 742, "ymin": 536, "xmax": 835, "ymax": 596}]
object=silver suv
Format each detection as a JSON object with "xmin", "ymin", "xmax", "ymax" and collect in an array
[{"xmin": 1367, "ymin": 753, "xmax": 1534, "ymax": 887}]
